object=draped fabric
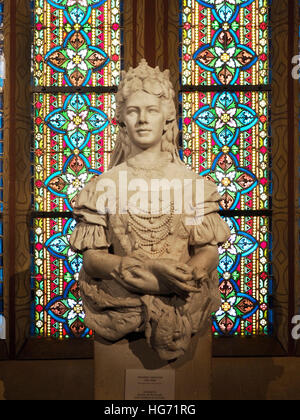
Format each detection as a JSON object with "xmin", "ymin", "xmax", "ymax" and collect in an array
[{"xmin": 70, "ymin": 158, "xmax": 230, "ymax": 359}]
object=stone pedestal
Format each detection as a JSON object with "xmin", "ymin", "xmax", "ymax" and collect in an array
[{"xmin": 94, "ymin": 330, "xmax": 212, "ymax": 400}]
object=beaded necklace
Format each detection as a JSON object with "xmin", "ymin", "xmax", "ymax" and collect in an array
[{"xmin": 128, "ymin": 201, "xmax": 175, "ymax": 256}]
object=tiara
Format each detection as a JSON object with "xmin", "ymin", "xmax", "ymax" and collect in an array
[{"xmin": 120, "ymin": 59, "xmax": 171, "ymax": 85}]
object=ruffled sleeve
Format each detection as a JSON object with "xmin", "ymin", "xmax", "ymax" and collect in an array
[
  {"xmin": 69, "ymin": 175, "xmax": 110, "ymax": 253},
  {"xmin": 70, "ymin": 222, "xmax": 109, "ymax": 253},
  {"xmin": 188, "ymin": 177, "xmax": 231, "ymax": 247},
  {"xmin": 189, "ymin": 213, "xmax": 231, "ymax": 247}
]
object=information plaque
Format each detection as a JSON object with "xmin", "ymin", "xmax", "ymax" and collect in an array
[{"xmin": 125, "ymin": 369, "xmax": 175, "ymax": 400}]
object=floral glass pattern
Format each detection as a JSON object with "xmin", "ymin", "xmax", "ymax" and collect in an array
[
  {"xmin": 33, "ymin": 92, "xmax": 117, "ymax": 213},
  {"xmin": 213, "ymin": 216, "xmax": 271, "ymax": 335},
  {"xmin": 33, "ymin": 0, "xmax": 121, "ymax": 87},
  {"xmin": 32, "ymin": 218, "xmax": 92, "ymax": 338},
  {"xmin": 32, "ymin": 0, "xmax": 122, "ymax": 339},
  {"xmin": 180, "ymin": 0, "xmax": 272, "ymax": 336},
  {"xmin": 182, "ymin": 90, "xmax": 270, "ymax": 211},
  {"xmin": 180, "ymin": 0, "xmax": 269, "ymax": 86}
]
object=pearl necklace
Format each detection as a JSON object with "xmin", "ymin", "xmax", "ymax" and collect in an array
[{"xmin": 128, "ymin": 202, "xmax": 175, "ymax": 256}]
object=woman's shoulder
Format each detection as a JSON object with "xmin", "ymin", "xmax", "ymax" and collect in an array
[
  {"xmin": 100, "ymin": 162, "xmax": 128, "ymax": 179},
  {"xmin": 169, "ymin": 164, "xmax": 221, "ymax": 205},
  {"xmin": 84, "ymin": 162, "xmax": 128, "ymax": 189},
  {"xmin": 165, "ymin": 162, "xmax": 195, "ymax": 179},
  {"xmin": 169, "ymin": 163, "xmax": 217, "ymax": 185},
  {"xmin": 74, "ymin": 164, "xmax": 125, "ymax": 209}
]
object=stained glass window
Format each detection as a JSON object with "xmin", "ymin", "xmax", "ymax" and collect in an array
[
  {"xmin": 180, "ymin": 0, "xmax": 272, "ymax": 336},
  {"xmin": 31, "ymin": 0, "xmax": 122, "ymax": 338},
  {"xmin": 0, "ymin": 0, "xmax": 4, "ymax": 334}
]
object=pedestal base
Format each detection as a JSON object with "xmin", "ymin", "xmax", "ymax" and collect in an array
[{"xmin": 94, "ymin": 330, "xmax": 212, "ymax": 400}]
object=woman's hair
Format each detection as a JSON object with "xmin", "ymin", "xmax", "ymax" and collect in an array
[{"xmin": 108, "ymin": 59, "xmax": 184, "ymax": 168}]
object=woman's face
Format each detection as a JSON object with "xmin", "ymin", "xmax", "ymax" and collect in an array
[{"xmin": 123, "ymin": 90, "xmax": 166, "ymax": 151}]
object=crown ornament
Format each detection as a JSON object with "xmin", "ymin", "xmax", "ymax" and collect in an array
[
  {"xmin": 121, "ymin": 59, "xmax": 171, "ymax": 83},
  {"xmin": 117, "ymin": 59, "xmax": 174, "ymax": 100}
]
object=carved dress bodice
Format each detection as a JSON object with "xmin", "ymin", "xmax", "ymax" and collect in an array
[{"xmin": 70, "ymin": 157, "xmax": 230, "ymax": 360}]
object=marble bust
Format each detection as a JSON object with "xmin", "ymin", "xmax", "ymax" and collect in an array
[{"xmin": 70, "ymin": 59, "xmax": 230, "ymax": 361}]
